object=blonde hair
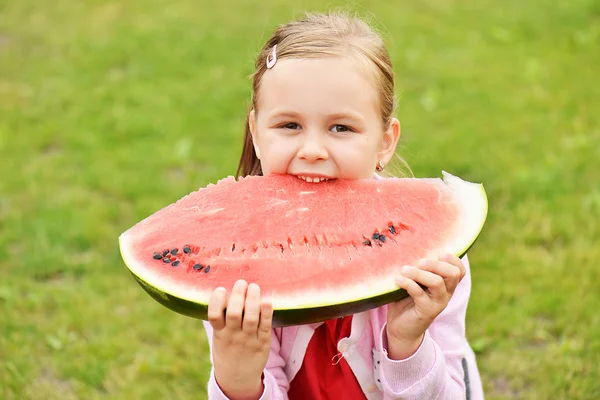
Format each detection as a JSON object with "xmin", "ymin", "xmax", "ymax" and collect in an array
[{"xmin": 236, "ymin": 12, "xmax": 411, "ymax": 177}]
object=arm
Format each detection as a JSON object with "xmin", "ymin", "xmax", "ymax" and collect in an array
[{"xmin": 379, "ymin": 255, "xmax": 474, "ymax": 399}]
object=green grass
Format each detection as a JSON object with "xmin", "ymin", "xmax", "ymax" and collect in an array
[{"xmin": 1, "ymin": 0, "xmax": 599, "ymax": 398}]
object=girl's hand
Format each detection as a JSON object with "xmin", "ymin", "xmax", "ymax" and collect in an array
[
  {"xmin": 386, "ymin": 253, "xmax": 466, "ymax": 360},
  {"xmin": 208, "ymin": 279, "xmax": 274, "ymax": 400}
]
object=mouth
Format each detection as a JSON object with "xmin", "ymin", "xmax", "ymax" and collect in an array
[{"xmin": 295, "ymin": 175, "xmax": 334, "ymax": 183}]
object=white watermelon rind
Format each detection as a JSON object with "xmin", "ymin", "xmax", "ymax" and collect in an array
[
  {"xmin": 439, "ymin": 170, "xmax": 488, "ymax": 257},
  {"xmin": 119, "ymin": 171, "xmax": 487, "ymax": 327}
]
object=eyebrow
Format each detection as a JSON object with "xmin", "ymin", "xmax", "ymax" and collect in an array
[
  {"xmin": 268, "ymin": 110, "xmax": 302, "ymax": 120},
  {"xmin": 327, "ymin": 112, "xmax": 365, "ymax": 122},
  {"xmin": 267, "ymin": 110, "xmax": 365, "ymax": 122}
]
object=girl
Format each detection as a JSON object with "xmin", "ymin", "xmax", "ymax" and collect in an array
[{"xmin": 203, "ymin": 12, "xmax": 484, "ymax": 400}]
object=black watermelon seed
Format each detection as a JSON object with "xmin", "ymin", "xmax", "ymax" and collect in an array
[
  {"xmin": 162, "ymin": 257, "xmax": 170, "ymax": 263},
  {"xmin": 363, "ymin": 239, "xmax": 371, "ymax": 246},
  {"xmin": 204, "ymin": 266, "xmax": 211, "ymax": 273},
  {"xmin": 232, "ymin": 244, "xmax": 236, "ymax": 252},
  {"xmin": 163, "ymin": 249, "xmax": 169, "ymax": 256},
  {"xmin": 372, "ymin": 233, "xmax": 380, "ymax": 240},
  {"xmin": 389, "ymin": 225, "xmax": 396, "ymax": 235},
  {"xmin": 153, "ymin": 252, "xmax": 162, "ymax": 260},
  {"xmin": 171, "ymin": 248, "xmax": 178, "ymax": 255},
  {"xmin": 193, "ymin": 264, "xmax": 204, "ymax": 271},
  {"xmin": 171, "ymin": 261, "xmax": 180, "ymax": 267},
  {"xmin": 183, "ymin": 246, "xmax": 191, "ymax": 254},
  {"xmin": 379, "ymin": 234, "xmax": 386, "ymax": 243}
]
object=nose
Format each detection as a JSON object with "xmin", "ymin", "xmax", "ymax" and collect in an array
[{"xmin": 297, "ymin": 131, "xmax": 329, "ymax": 162}]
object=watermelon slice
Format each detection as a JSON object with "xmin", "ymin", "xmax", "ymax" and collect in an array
[{"xmin": 119, "ymin": 171, "xmax": 487, "ymax": 327}]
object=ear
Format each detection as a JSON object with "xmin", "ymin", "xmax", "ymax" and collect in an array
[
  {"xmin": 249, "ymin": 109, "xmax": 261, "ymax": 160},
  {"xmin": 378, "ymin": 117, "xmax": 401, "ymax": 165}
]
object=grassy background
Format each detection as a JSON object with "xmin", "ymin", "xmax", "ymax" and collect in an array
[{"xmin": 1, "ymin": 0, "xmax": 599, "ymax": 398}]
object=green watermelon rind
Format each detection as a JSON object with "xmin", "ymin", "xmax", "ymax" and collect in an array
[
  {"xmin": 127, "ymin": 270, "xmax": 413, "ymax": 326},
  {"xmin": 119, "ymin": 171, "xmax": 487, "ymax": 327}
]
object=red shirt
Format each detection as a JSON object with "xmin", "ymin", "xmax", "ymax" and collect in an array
[{"xmin": 288, "ymin": 315, "xmax": 367, "ymax": 399}]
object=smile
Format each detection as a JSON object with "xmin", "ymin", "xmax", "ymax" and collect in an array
[{"xmin": 297, "ymin": 176, "xmax": 332, "ymax": 183}]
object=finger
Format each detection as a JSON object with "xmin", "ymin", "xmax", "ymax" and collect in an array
[
  {"xmin": 257, "ymin": 301, "xmax": 274, "ymax": 343},
  {"xmin": 439, "ymin": 253, "xmax": 466, "ymax": 280},
  {"xmin": 395, "ymin": 274, "xmax": 428, "ymax": 301},
  {"xmin": 400, "ymin": 265, "xmax": 447, "ymax": 297},
  {"xmin": 242, "ymin": 283, "xmax": 261, "ymax": 334},
  {"xmin": 225, "ymin": 279, "xmax": 248, "ymax": 330},
  {"xmin": 207, "ymin": 287, "xmax": 227, "ymax": 330},
  {"xmin": 417, "ymin": 258, "xmax": 463, "ymax": 294}
]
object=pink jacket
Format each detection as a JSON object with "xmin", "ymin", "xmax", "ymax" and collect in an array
[{"xmin": 203, "ymin": 255, "xmax": 484, "ymax": 399}]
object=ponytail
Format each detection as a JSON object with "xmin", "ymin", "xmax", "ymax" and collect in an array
[{"xmin": 236, "ymin": 114, "xmax": 263, "ymax": 178}]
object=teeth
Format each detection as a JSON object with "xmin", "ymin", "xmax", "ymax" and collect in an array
[{"xmin": 297, "ymin": 176, "xmax": 330, "ymax": 183}]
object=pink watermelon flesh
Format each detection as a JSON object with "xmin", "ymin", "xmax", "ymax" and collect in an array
[{"xmin": 119, "ymin": 172, "xmax": 487, "ymax": 326}]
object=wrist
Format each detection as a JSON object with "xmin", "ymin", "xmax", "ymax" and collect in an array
[
  {"xmin": 385, "ymin": 330, "xmax": 425, "ymax": 360},
  {"xmin": 214, "ymin": 372, "xmax": 264, "ymax": 400}
]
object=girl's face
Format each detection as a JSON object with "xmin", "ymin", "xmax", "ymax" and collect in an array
[{"xmin": 249, "ymin": 57, "xmax": 400, "ymax": 181}]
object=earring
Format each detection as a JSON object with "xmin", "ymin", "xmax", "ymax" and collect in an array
[{"xmin": 376, "ymin": 160, "xmax": 385, "ymax": 172}]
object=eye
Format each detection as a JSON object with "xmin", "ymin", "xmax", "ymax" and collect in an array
[
  {"xmin": 331, "ymin": 124, "xmax": 352, "ymax": 133},
  {"xmin": 280, "ymin": 122, "xmax": 300, "ymax": 130}
]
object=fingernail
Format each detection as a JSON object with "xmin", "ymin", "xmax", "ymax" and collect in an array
[
  {"xmin": 401, "ymin": 265, "xmax": 411, "ymax": 274},
  {"xmin": 235, "ymin": 279, "xmax": 247, "ymax": 287},
  {"xmin": 418, "ymin": 259, "xmax": 427, "ymax": 267},
  {"xmin": 215, "ymin": 287, "xmax": 226, "ymax": 293}
]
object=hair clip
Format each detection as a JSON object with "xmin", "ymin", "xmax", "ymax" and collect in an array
[{"xmin": 266, "ymin": 44, "xmax": 277, "ymax": 69}]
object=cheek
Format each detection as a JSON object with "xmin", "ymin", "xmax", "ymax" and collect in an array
[
  {"xmin": 335, "ymin": 146, "xmax": 378, "ymax": 178},
  {"xmin": 353, "ymin": 135, "xmax": 380, "ymax": 159},
  {"xmin": 257, "ymin": 135, "xmax": 296, "ymax": 173},
  {"xmin": 349, "ymin": 136, "xmax": 382, "ymax": 175}
]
